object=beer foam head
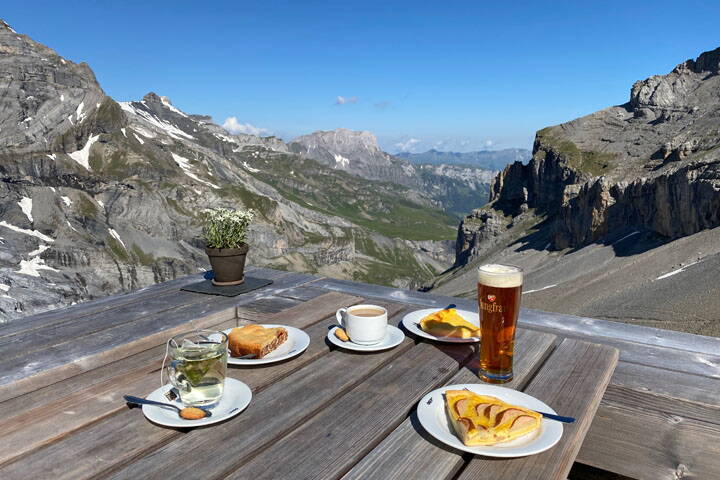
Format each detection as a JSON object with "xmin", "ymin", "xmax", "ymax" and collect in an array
[{"xmin": 477, "ymin": 264, "xmax": 523, "ymax": 288}]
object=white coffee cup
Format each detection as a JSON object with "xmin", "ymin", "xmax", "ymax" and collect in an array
[{"xmin": 336, "ymin": 304, "xmax": 388, "ymax": 345}]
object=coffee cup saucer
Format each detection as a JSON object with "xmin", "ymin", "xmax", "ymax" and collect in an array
[{"xmin": 327, "ymin": 325, "xmax": 405, "ymax": 352}]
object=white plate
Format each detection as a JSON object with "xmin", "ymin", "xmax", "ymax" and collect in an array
[
  {"xmin": 141, "ymin": 378, "xmax": 252, "ymax": 428},
  {"xmin": 327, "ymin": 325, "xmax": 405, "ymax": 352},
  {"xmin": 416, "ymin": 383, "xmax": 563, "ymax": 457},
  {"xmin": 402, "ymin": 308, "xmax": 480, "ymax": 343},
  {"xmin": 224, "ymin": 325, "xmax": 310, "ymax": 365}
]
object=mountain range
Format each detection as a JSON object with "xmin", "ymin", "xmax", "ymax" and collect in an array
[
  {"xmin": 0, "ymin": 19, "xmax": 497, "ymax": 321},
  {"xmin": 398, "ymin": 148, "xmax": 531, "ymax": 171},
  {"xmin": 429, "ymin": 47, "xmax": 720, "ymax": 336}
]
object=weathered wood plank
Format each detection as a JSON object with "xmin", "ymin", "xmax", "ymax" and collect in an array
[
  {"xmin": 0, "ymin": 271, "xmax": 317, "ymax": 402},
  {"xmin": 342, "ymin": 329, "xmax": 558, "ymax": 480},
  {"xmin": 237, "ymin": 290, "xmax": 363, "ymax": 328},
  {"xmin": 0, "ymin": 295, "xmax": 397, "ymax": 478},
  {"xmin": 0, "ymin": 291, "xmax": 359, "ymax": 418},
  {"xmin": 312, "ymin": 277, "xmax": 720, "ymax": 356},
  {"xmin": 225, "ymin": 340, "xmax": 476, "ymax": 480},
  {"xmin": 99, "ymin": 327, "xmax": 418, "ymax": 479},
  {"xmin": 276, "ymin": 285, "xmax": 328, "ymax": 302},
  {"xmin": 0, "ymin": 289, "xmax": 235, "ymax": 361},
  {"xmin": 0, "ymin": 315, "xmax": 243, "ymax": 466},
  {"xmin": 611, "ymin": 361, "xmax": 720, "ymax": 408},
  {"xmin": 0, "ymin": 265, "xmax": 270, "ymax": 339},
  {"xmin": 0, "ymin": 293, "xmax": 375, "ymax": 466},
  {"xmin": 0, "ymin": 302, "xmax": 237, "ymax": 403},
  {"xmin": 577, "ymin": 385, "xmax": 720, "ymax": 480},
  {"xmin": 526, "ymin": 325, "xmax": 720, "ymax": 380},
  {"xmin": 0, "ymin": 272, "xmax": 211, "ymax": 339},
  {"xmin": 234, "ymin": 295, "xmax": 302, "ymax": 314},
  {"xmin": 457, "ymin": 339, "xmax": 618, "ymax": 480}
]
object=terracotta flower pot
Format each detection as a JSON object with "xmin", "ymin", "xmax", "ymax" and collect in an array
[{"xmin": 205, "ymin": 244, "xmax": 249, "ymax": 286}]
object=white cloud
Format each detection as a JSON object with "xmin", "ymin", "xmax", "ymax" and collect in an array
[
  {"xmin": 394, "ymin": 138, "xmax": 421, "ymax": 152},
  {"xmin": 484, "ymin": 139, "xmax": 494, "ymax": 147},
  {"xmin": 222, "ymin": 117, "xmax": 271, "ymax": 136},
  {"xmin": 335, "ymin": 96, "xmax": 358, "ymax": 105}
]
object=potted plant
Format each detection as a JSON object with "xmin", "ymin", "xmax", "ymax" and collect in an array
[{"xmin": 202, "ymin": 207, "xmax": 255, "ymax": 286}]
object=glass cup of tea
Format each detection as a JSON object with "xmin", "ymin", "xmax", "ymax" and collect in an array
[
  {"xmin": 477, "ymin": 264, "xmax": 523, "ymax": 383},
  {"xmin": 164, "ymin": 329, "xmax": 228, "ymax": 407}
]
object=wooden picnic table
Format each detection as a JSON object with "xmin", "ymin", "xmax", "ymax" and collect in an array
[{"xmin": 0, "ymin": 267, "xmax": 718, "ymax": 479}]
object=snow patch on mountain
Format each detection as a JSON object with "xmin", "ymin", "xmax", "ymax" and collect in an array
[
  {"xmin": 17, "ymin": 256, "xmax": 58, "ymax": 277},
  {"xmin": 171, "ymin": 153, "xmax": 220, "ymax": 189},
  {"xmin": 242, "ymin": 161, "xmax": 260, "ymax": 173},
  {"xmin": 29, "ymin": 244, "xmax": 50, "ymax": 257},
  {"xmin": 160, "ymin": 96, "xmax": 188, "ymax": 117},
  {"xmin": 119, "ymin": 102, "xmax": 194, "ymax": 140},
  {"xmin": 61, "ymin": 196, "xmax": 72, "ymax": 207},
  {"xmin": 133, "ymin": 126, "xmax": 156, "ymax": 138},
  {"xmin": 68, "ymin": 134, "xmax": 99, "ymax": 170},
  {"xmin": 656, "ymin": 261, "xmax": 701, "ymax": 280},
  {"xmin": 333, "ymin": 153, "xmax": 350, "ymax": 167},
  {"xmin": 108, "ymin": 228, "xmax": 126, "ymax": 250},
  {"xmin": 18, "ymin": 197, "xmax": 33, "ymax": 222},
  {"xmin": 75, "ymin": 101, "xmax": 86, "ymax": 123},
  {"xmin": 0, "ymin": 221, "xmax": 54, "ymax": 243}
]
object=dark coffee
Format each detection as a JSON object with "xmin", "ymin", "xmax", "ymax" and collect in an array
[{"xmin": 350, "ymin": 308, "xmax": 385, "ymax": 317}]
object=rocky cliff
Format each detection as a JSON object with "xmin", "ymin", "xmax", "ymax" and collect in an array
[
  {"xmin": 457, "ymin": 46, "xmax": 720, "ymax": 261},
  {"xmin": 0, "ymin": 21, "xmax": 458, "ymax": 321},
  {"xmin": 431, "ymin": 47, "xmax": 720, "ymax": 336}
]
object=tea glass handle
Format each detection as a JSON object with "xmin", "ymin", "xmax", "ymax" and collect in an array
[
  {"xmin": 166, "ymin": 360, "xmax": 190, "ymax": 393},
  {"xmin": 336, "ymin": 308, "xmax": 347, "ymax": 328}
]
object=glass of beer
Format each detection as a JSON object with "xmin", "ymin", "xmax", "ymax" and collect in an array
[{"xmin": 478, "ymin": 264, "xmax": 523, "ymax": 383}]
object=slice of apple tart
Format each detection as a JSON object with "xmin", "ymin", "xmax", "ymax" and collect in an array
[{"xmin": 444, "ymin": 389, "xmax": 542, "ymax": 446}]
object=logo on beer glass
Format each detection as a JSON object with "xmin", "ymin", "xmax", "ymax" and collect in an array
[{"xmin": 487, "ymin": 294, "xmax": 496, "ymax": 302}]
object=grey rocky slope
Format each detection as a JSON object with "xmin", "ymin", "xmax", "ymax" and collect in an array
[
  {"xmin": 430, "ymin": 47, "xmax": 720, "ymax": 336},
  {"xmin": 290, "ymin": 129, "xmax": 494, "ymax": 216},
  {"xmin": 398, "ymin": 148, "xmax": 531, "ymax": 171},
  {"xmin": 0, "ymin": 20, "xmax": 458, "ymax": 322}
]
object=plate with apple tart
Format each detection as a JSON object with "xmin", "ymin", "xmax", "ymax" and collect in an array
[
  {"xmin": 402, "ymin": 306, "xmax": 481, "ymax": 343},
  {"xmin": 416, "ymin": 383, "xmax": 563, "ymax": 457}
]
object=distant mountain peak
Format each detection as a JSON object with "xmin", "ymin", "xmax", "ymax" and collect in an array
[
  {"xmin": 142, "ymin": 92, "xmax": 163, "ymax": 103},
  {"xmin": 292, "ymin": 128, "xmax": 381, "ymax": 152},
  {"xmin": 0, "ymin": 19, "xmax": 16, "ymax": 33}
]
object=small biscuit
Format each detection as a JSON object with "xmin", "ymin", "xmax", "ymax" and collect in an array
[
  {"xmin": 179, "ymin": 407, "xmax": 206, "ymax": 420},
  {"xmin": 335, "ymin": 328, "xmax": 350, "ymax": 342}
]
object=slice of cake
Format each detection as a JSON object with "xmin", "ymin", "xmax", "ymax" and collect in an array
[
  {"xmin": 229, "ymin": 324, "xmax": 288, "ymax": 358},
  {"xmin": 444, "ymin": 389, "xmax": 541, "ymax": 446},
  {"xmin": 420, "ymin": 308, "xmax": 480, "ymax": 338}
]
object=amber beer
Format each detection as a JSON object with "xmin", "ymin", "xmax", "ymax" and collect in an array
[{"xmin": 478, "ymin": 264, "xmax": 523, "ymax": 383}]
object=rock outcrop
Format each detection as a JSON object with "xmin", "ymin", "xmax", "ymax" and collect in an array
[{"xmin": 454, "ymin": 46, "xmax": 720, "ymax": 264}]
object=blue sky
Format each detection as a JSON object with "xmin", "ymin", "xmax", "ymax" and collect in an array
[{"xmin": 4, "ymin": 1, "xmax": 720, "ymax": 152}]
